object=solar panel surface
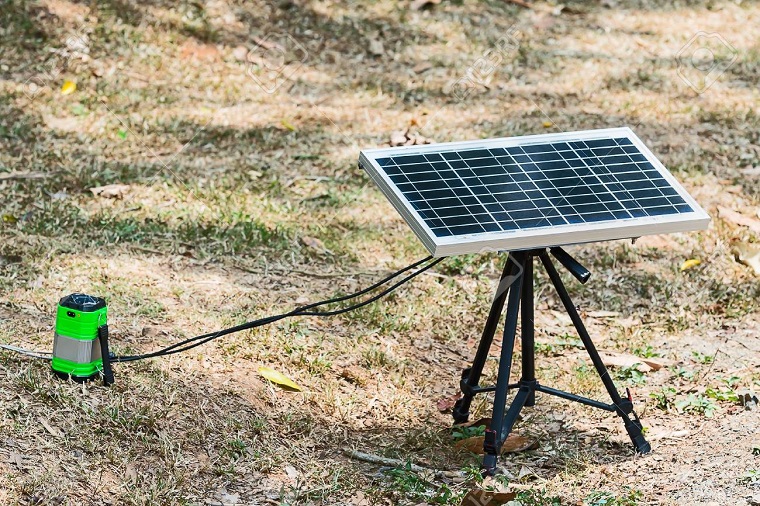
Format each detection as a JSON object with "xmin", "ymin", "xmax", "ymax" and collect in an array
[{"xmin": 360, "ymin": 128, "xmax": 709, "ymax": 256}]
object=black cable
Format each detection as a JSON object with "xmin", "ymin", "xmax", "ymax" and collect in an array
[
  {"xmin": 113, "ymin": 256, "xmax": 443, "ymax": 363},
  {"xmin": 115, "ymin": 255, "xmax": 434, "ymax": 361}
]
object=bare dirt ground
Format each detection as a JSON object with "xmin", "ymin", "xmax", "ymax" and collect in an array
[{"xmin": 0, "ymin": 0, "xmax": 759, "ymax": 505}]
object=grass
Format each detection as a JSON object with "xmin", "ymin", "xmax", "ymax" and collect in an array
[{"xmin": 1, "ymin": 0, "xmax": 759, "ymax": 504}]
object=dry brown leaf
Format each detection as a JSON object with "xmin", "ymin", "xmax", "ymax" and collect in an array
[
  {"xmin": 599, "ymin": 351, "xmax": 652, "ymax": 372},
  {"xmin": 460, "ymin": 488, "xmax": 516, "ymax": 506},
  {"xmin": 125, "ymin": 462, "xmax": 138, "ymax": 481},
  {"xmin": 454, "ymin": 435, "xmax": 485, "ymax": 454},
  {"xmin": 390, "ymin": 130, "xmax": 407, "ymax": 146},
  {"xmin": 90, "ymin": 184, "xmax": 130, "ymax": 199},
  {"xmin": 436, "ymin": 394, "xmax": 460, "ymax": 413},
  {"xmin": 368, "ymin": 34, "xmax": 384, "ymax": 56},
  {"xmin": 232, "ymin": 45, "xmax": 248, "ymax": 61},
  {"xmin": 413, "ymin": 62, "xmax": 433, "ymax": 73},
  {"xmin": 389, "ymin": 129, "xmax": 434, "ymax": 147},
  {"xmin": 502, "ymin": 433, "xmax": 539, "ymax": 453},
  {"xmin": 179, "ymin": 41, "xmax": 220, "ymax": 61},
  {"xmin": 733, "ymin": 243, "xmax": 760, "ymax": 276},
  {"xmin": 455, "ymin": 433, "xmax": 537, "ymax": 455},
  {"xmin": 300, "ymin": 236, "xmax": 331, "ymax": 254},
  {"xmin": 465, "ymin": 417, "xmax": 491, "ymax": 429},
  {"xmin": 718, "ymin": 206, "xmax": 760, "ymax": 234},
  {"xmin": 38, "ymin": 417, "xmax": 62, "ymax": 437},
  {"xmin": 8, "ymin": 452, "xmax": 24, "ymax": 470},
  {"xmin": 252, "ymin": 36, "xmax": 283, "ymax": 51},
  {"xmin": 141, "ymin": 326, "xmax": 170, "ymax": 338}
]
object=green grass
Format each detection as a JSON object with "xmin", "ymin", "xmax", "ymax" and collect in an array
[{"xmin": 1, "ymin": 0, "xmax": 759, "ymax": 504}]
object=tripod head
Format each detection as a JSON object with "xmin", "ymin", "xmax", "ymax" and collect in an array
[{"xmin": 549, "ymin": 247, "xmax": 591, "ymax": 284}]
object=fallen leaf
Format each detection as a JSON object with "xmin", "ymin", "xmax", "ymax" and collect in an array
[
  {"xmin": 232, "ymin": 45, "xmax": 249, "ymax": 61},
  {"xmin": 599, "ymin": 351, "xmax": 652, "ymax": 372},
  {"xmin": 390, "ymin": 130, "xmax": 408, "ymax": 146},
  {"xmin": 412, "ymin": 62, "xmax": 433, "ymax": 73},
  {"xmin": 718, "ymin": 206, "xmax": 760, "ymax": 234},
  {"xmin": 454, "ymin": 433, "xmax": 537, "ymax": 455},
  {"xmin": 141, "ymin": 326, "xmax": 170, "ymax": 339},
  {"xmin": 368, "ymin": 35, "xmax": 384, "ymax": 56},
  {"xmin": 389, "ymin": 129, "xmax": 434, "ymax": 147},
  {"xmin": 252, "ymin": 36, "xmax": 284, "ymax": 51},
  {"xmin": 680, "ymin": 258, "xmax": 701, "ymax": 271},
  {"xmin": 259, "ymin": 367, "xmax": 302, "ymax": 391},
  {"xmin": 8, "ymin": 452, "xmax": 24, "ymax": 469},
  {"xmin": 587, "ymin": 310, "xmax": 620, "ymax": 318},
  {"xmin": 542, "ymin": 120, "xmax": 553, "ymax": 128},
  {"xmin": 284, "ymin": 465, "xmax": 299, "ymax": 479},
  {"xmin": 61, "ymin": 80, "xmax": 76, "ymax": 95},
  {"xmin": 281, "ymin": 118, "xmax": 296, "ymax": 131},
  {"xmin": 179, "ymin": 40, "xmax": 220, "ymax": 61},
  {"xmin": 466, "ymin": 417, "xmax": 492, "ymax": 429},
  {"xmin": 2, "ymin": 215, "xmax": 18, "ymax": 224},
  {"xmin": 460, "ymin": 488, "xmax": 516, "ymax": 506},
  {"xmin": 90, "ymin": 184, "xmax": 130, "ymax": 199},
  {"xmin": 517, "ymin": 465, "xmax": 533, "ymax": 479},
  {"xmin": 38, "ymin": 417, "xmax": 62, "ymax": 437},
  {"xmin": 733, "ymin": 243, "xmax": 760, "ymax": 276},
  {"xmin": 300, "ymin": 236, "xmax": 331, "ymax": 254},
  {"xmin": 436, "ymin": 394, "xmax": 460, "ymax": 413},
  {"xmin": 455, "ymin": 435, "xmax": 485, "ymax": 454},
  {"xmin": 648, "ymin": 429, "xmax": 690, "ymax": 441},
  {"xmin": 502, "ymin": 433, "xmax": 539, "ymax": 453},
  {"xmin": 125, "ymin": 462, "xmax": 138, "ymax": 481}
]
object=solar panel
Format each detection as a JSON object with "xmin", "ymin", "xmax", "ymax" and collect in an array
[{"xmin": 359, "ymin": 128, "xmax": 710, "ymax": 256}]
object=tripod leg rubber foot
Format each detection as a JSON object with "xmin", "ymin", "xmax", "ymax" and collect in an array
[
  {"xmin": 481, "ymin": 454, "xmax": 498, "ymax": 477},
  {"xmin": 624, "ymin": 421, "xmax": 652, "ymax": 454},
  {"xmin": 631, "ymin": 433, "xmax": 651, "ymax": 454}
]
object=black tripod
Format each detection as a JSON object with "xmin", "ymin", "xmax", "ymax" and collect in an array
[{"xmin": 452, "ymin": 247, "xmax": 651, "ymax": 475}]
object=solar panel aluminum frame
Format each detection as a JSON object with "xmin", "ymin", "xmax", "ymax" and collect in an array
[{"xmin": 359, "ymin": 127, "xmax": 710, "ymax": 257}]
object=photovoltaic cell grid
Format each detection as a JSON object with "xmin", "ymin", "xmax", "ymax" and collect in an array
[{"xmin": 374, "ymin": 137, "xmax": 692, "ymax": 238}]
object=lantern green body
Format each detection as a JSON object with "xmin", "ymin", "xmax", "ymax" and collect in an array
[{"xmin": 51, "ymin": 294, "xmax": 107, "ymax": 380}]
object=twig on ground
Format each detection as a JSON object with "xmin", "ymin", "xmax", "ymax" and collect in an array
[
  {"xmin": 343, "ymin": 448, "xmax": 457, "ymax": 478},
  {"xmin": 505, "ymin": 0, "xmax": 532, "ymax": 8},
  {"xmin": 0, "ymin": 171, "xmax": 51, "ymax": 180}
]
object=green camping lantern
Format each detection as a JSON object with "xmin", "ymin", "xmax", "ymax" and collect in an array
[{"xmin": 51, "ymin": 293, "xmax": 114, "ymax": 384}]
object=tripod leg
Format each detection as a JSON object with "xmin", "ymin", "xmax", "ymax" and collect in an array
[
  {"xmin": 538, "ymin": 251, "xmax": 651, "ymax": 454},
  {"xmin": 453, "ymin": 254, "xmax": 521, "ymax": 424},
  {"xmin": 520, "ymin": 255, "xmax": 536, "ymax": 407},
  {"xmin": 483, "ymin": 252, "xmax": 525, "ymax": 474}
]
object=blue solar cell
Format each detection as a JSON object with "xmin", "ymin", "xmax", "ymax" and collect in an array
[{"xmin": 364, "ymin": 135, "xmax": 696, "ymax": 240}]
